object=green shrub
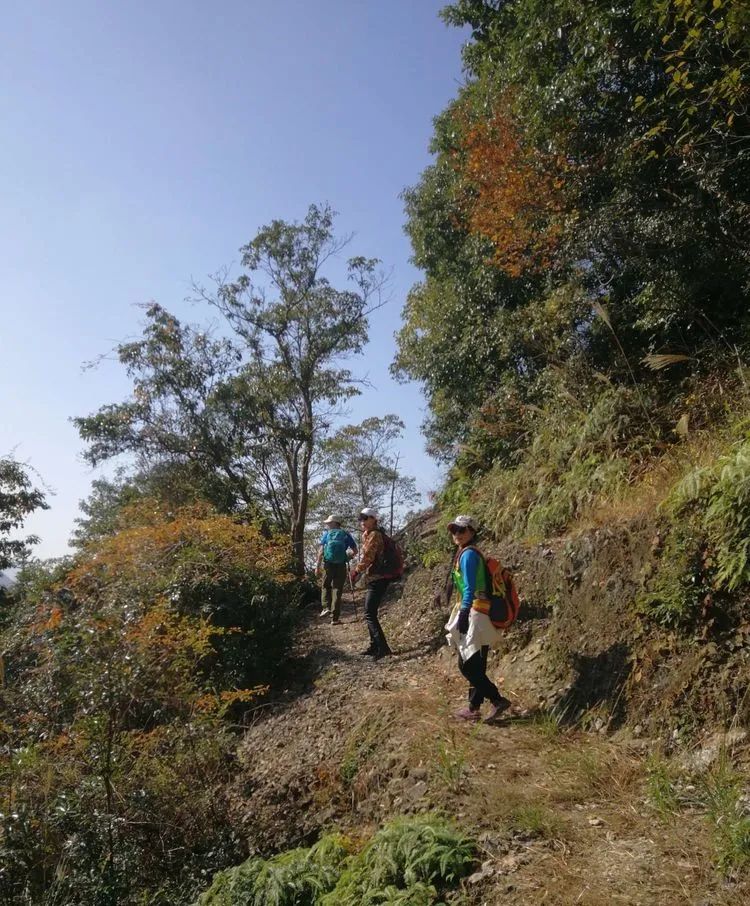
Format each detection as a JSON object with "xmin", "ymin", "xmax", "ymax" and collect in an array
[
  {"xmin": 323, "ymin": 816, "xmax": 475, "ymax": 906},
  {"xmin": 196, "ymin": 835, "xmax": 351, "ymax": 906},
  {"xmin": 0, "ymin": 506, "xmax": 298, "ymax": 905},
  {"xmin": 636, "ymin": 523, "xmax": 709, "ymax": 628},
  {"xmin": 195, "ymin": 817, "xmax": 476, "ymax": 906},
  {"xmin": 671, "ymin": 438, "xmax": 750, "ymax": 592}
]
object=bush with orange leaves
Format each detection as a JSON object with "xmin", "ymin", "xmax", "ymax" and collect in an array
[
  {"xmin": 0, "ymin": 503, "xmax": 298, "ymax": 904},
  {"xmin": 461, "ymin": 99, "xmax": 568, "ymax": 277}
]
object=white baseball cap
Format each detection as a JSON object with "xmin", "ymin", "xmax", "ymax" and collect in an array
[
  {"xmin": 323, "ymin": 514, "xmax": 343, "ymax": 525},
  {"xmin": 447, "ymin": 514, "xmax": 476, "ymax": 532},
  {"xmin": 359, "ymin": 507, "xmax": 379, "ymax": 520}
]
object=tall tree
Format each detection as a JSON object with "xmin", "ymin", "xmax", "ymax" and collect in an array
[
  {"xmin": 310, "ymin": 415, "xmax": 420, "ymax": 532},
  {"xmin": 197, "ymin": 203, "xmax": 385, "ymax": 573},
  {"xmin": 0, "ymin": 457, "xmax": 48, "ymax": 570},
  {"xmin": 76, "ymin": 204, "xmax": 385, "ymax": 575},
  {"xmin": 396, "ymin": 0, "xmax": 750, "ymax": 465}
]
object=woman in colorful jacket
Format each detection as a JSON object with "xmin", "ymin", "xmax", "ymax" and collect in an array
[{"xmin": 445, "ymin": 515, "xmax": 511, "ymax": 723}]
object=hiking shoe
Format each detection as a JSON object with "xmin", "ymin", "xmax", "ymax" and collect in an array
[
  {"xmin": 373, "ymin": 648, "xmax": 393, "ymax": 660},
  {"xmin": 454, "ymin": 706, "xmax": 481, "ymax": 722},
  {"xmin": 320, "ymin": 608, "xmax": 331, "ymax": 617},
  {"xmin": 330, "ymin": 618, "xmax": 340, "ymax": 625},
  {"xmin": 361, "ymin": 646, "xmax": 378, "ymax": 656},
  {"xmin": 484, "ymin": 698, "xmax": 512, "ymax": 724}
]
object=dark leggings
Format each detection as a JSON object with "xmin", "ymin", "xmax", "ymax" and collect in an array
[
  {"xmin": 364, "ymin": 578, "xmax": 391, "ymax": 653},
  {"xmin": 458, "ymin": 646, "xmax": 502, "ymax": 710}
]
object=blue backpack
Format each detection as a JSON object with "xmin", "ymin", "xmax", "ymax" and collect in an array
[{"xmin": 323, "ymin": 529, "xmax": 349, "ymax": 564}]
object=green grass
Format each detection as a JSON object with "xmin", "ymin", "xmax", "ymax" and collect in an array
[
  {"xmin": 509, "ymin": 803, "xmax": 564, "ymax": 840},
  {"xmin": 434, "ymin": 738, "xmax": 466, "ymax": 793},
  {"xmin": 646, "ymin": 756, "xmax": 681, "ymax": 819},
  {"xmin": 701, "ymin": 757, "xmax": 750, "ymax": 875}
]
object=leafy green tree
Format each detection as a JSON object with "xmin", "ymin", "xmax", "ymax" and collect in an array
[
  {"xmin": 396, "ymin": 0, "xmax": 750, "ymax": 470},
  {"xmin": 74, "ymin": 305, "xmax": 272, "ymax": 514},
  {"xmin": 0, "ymin": 457, "xmax": 48, "ymax": 570},
  {"xmin": 195, "ymin": 203, "xmax": 385, "ymax": 573},
  {"xmin": 76, "ymin": 204, "xmax": 385, "ymax": 574},
  {"xmin": 310, "ymin": 415, "xmax": 420, "ymax": 533}
]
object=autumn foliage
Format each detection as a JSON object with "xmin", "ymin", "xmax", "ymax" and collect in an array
[
  {"xmin": 0, "ymin": 504, "xmax": 298, "ymax": 904},
  {"xmin": 460, "ymin": 99, "xmax": 567, "ymax": 276}
]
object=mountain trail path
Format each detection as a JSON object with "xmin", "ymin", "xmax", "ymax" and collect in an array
[{"xmin": 229, "ymin": 579, "xmax": 746, "ymax": 905}]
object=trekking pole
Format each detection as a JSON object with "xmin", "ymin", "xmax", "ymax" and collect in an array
[{"xmin": 348, "ymin": 567, "xmax": 356, "ymax": 615}]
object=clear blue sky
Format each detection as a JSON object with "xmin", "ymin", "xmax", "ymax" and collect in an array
[{"xmin": 1, "ymin": 0, "xmax": 467, "ymax": 559}]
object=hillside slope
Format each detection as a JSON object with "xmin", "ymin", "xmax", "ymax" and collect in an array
[{"xmin": 200, "ymin": 548, "xmax": 750, "ymax": 905}]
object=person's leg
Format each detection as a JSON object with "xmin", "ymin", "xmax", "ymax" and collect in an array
[
  {"xmin": 330, "ymin": 563, "xmax": 346, "ymax": 621},
  {"xmin": 455, "ymin": 652, "xmax": 481, "ymax": 719},
  {"xmin": 461, "ymin": 647, "xmax": 502, "ymax": 710},
  {"xmin": 321, "ymin": 563, "xmax": 335, "ymax": 614},
  {"xmin": 364, "ymin": 579, "xmax": 391, "ymax": 656}
]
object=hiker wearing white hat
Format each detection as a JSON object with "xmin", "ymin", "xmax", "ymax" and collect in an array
[
  {"xmin": 351, "ymin": 508, "xmax": 396, "ymax": 659},
  {"xmin": 316, "ymin": 515, "xmax": 357, "ymax": 624}
]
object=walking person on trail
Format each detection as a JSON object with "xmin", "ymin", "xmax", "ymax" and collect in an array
[
  {"xmin": 317, "ymin": 515, "xmax": 357, "ymax": 625},
  {"xmin": 350, "ymin": 507, "xmax": 394, "ymax": 660},
  {"xmin": 446, "ymin": 515, "xmax": 512, "ymax": 723}
]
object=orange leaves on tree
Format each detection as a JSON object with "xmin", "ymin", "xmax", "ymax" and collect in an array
[
  {"xmin": 67, "ymin": 501, "xmax": 292, "ymax": 595},
  {"xmin": 461, "ymin": 100, "xmax": 568, "ymax": 277}
]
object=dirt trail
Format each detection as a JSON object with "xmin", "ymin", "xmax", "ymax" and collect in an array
[{"xmin": 230, "ymin": 581, "xmax": 747, "ymax": 905}]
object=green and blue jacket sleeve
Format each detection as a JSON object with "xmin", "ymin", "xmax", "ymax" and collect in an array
[{"xmin": 459, "ymin": 548, "xmax": 481, "ymax": 611}]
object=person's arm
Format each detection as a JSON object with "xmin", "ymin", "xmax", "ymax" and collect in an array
[
  {"xmin": 459, "ymin": 548, "xmax": 480, "ymax": 610},
  {"xmin": 345, "ymin": 532, "xmax": 358, "ymax": 558},
  {"xmin": 456, "ymin": 548, "xmax": 480, "ymax": 634},
  {"xmin": 352, "ymin": 530, "xmax": 382, "ymax": 578},
  {"xmin": 316, "ymin": 534, "xmax": 326, "ymax": 573}
]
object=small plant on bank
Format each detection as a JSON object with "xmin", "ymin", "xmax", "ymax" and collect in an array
[
  {"xmin": 672, "ymin": 438, "xmax": 750, "ymax": 593},
  {"xmin": 646, "ymin": 756, "xmax": 682, "ymax": 819},
  {"xmin": 435, "ymin": 737, "xmax": 467, "ymax": 793},
  {"xmin": 533, "ymin": 706, "xmax": 566, "ymax": 739},
  {"xmin": 509, "ymin": 803, "xmax": 564, "ymax": 840},
  {"xmin": 339, "ymin": 710, "xmax": 393, "ymax": 787},
  {"xmin": 701, "ymin": 756, "xmax": 750, "ymax": 875}
]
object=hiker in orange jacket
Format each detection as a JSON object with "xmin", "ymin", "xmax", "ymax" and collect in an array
[{"xmin": 350, "ymin": 507, "xmax": 393, "ymax": 660}]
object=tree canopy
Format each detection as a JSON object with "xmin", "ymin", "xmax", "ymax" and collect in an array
[
  {"xmin": 75, "ymin": 204, "xmax": 385, "ymax": 574},
  {"xmin": 0, "ymin": 457, "xmax": 48, "ymax": 570},
  {"xmin": 395, "ymin": 0, "xmax": 750, "ymax": 464}
]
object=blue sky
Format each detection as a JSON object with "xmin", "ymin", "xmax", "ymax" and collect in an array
[{"xmin": 1, "ymin": 1, "xmax": 467, "ymax": 558}]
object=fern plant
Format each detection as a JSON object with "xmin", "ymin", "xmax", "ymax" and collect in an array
[
  {"xmin": 195, "ymin": 817, "xmax": 475, "ymax": 906},
  {"xmin": 196, "ymin": 835, "xmax": 351, "ymax": 906},
  {"xmin": 669, "ymin": 438, "xmax": 750, "ymax": 592},
  {"xmin": 324, "ymin": 816, "xmax": 475, "ymax": 905}
]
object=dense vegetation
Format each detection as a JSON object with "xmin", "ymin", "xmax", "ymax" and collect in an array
[
  {"xmin": 393, "ymin": 0, "xmax": 750, "ymax": 632},
  {"xmin": 2, "ymin": 1, "xmax": 750, "ymax": 902},
  {"xmin": 195, "ymin": 816, "xmax": 476, "ymax": 906},
  {"xmin": 395, "ymin": 0, "xmax": 750, "ymax": 513},
  {"xmin": 0, "ymin": 504, "xmax": 297, "ymax": 904}
]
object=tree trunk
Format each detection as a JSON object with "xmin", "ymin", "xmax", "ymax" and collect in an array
[{"xmin": 389, "ymin": 453, "xmax": 400, "ymax": 535}]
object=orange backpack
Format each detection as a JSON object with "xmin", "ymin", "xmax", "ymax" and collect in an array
[{"xmin": 458, "ymin": 546, "xmax": 520, "ymax": 630}]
